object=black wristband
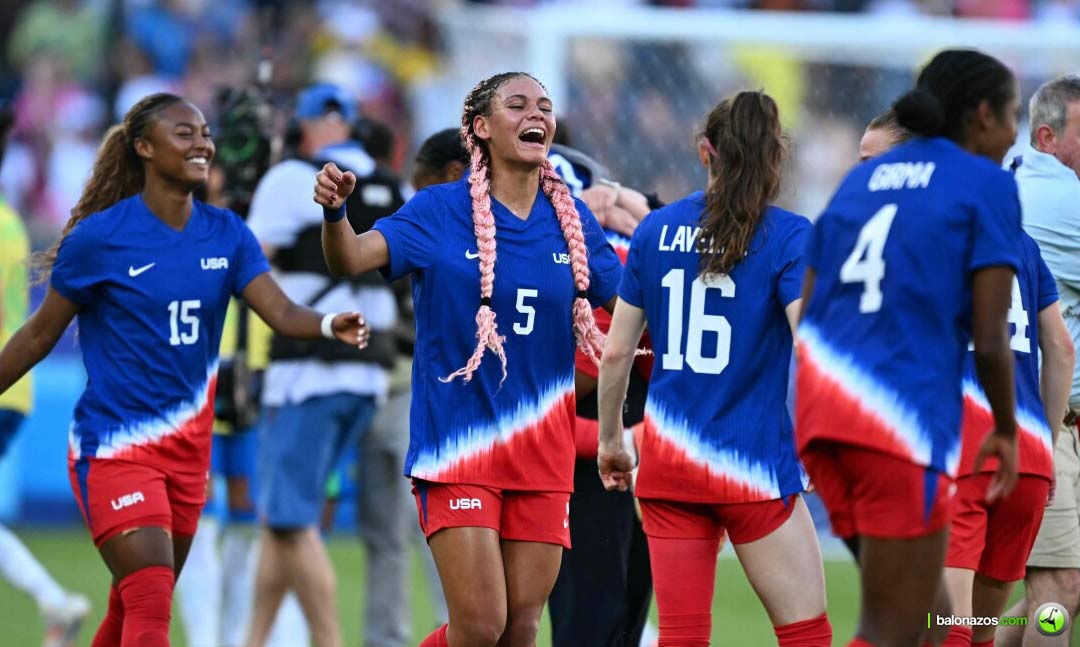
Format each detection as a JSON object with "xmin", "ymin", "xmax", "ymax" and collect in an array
[{"xmin": 323, "ymin": 204, "xmax": 347, "ymax": 223}]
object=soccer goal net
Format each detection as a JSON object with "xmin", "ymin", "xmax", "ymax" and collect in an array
[{"xmin": 431, "ymin": 4, "xmax": 1080, "ymax": 217}]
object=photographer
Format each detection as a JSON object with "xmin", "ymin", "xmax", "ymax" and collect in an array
[{"xmin": 244, "ymin": 84, "xmax": 398, "ymax": 647}]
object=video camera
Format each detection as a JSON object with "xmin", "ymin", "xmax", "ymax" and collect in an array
[{"xmin": 213, "ymin": 68, "xmax": 276, "ymax": 218}]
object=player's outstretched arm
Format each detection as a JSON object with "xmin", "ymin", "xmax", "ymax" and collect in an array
[
  {"xmin": 0, "ymin": 287, "xmax": 79, "ymax": 395},
  {"xmin": 240, "ymin": 273, "xmax": 370, "ymax": 348},
  {"xmin": 597, "ymin": 298, "xmax": 646, "ymax": 492},
  {"xmin": 315, "ymin": 162, "xmax": 390, "ymax": 277},
  {"xmin": 971, "ymin": 266, "xmax": 1019, "ymax": 501},
  {"xmin": 1038, "ymin": 301, "xmax": 1075, "ymax": 448}
]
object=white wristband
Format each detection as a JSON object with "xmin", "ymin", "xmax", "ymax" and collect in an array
[{"xmin": 320, "ymin": 313, "xmax": 337, "ymax": 340}]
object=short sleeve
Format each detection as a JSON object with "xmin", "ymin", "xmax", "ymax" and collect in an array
[
  {"xmin": 618, "ymin": 219, "xmax": 647, "ymax": 308},
  {"xmin": 50, "ymin": 220, "xmax": 101, "ymax": 304},
  {"xmin": 776, "ymin": 217, "xmax": 811, "ymax": 308},
  {"xmin": 232, "ymin": 219, "xmax": 271, "ymax": 297},
  {"xmin": 1036, "ymin": 250, "xmax": 1060, "ymax": 311},
  {"xmin": 578, "ymin": 201, "xmax": 622, "ymax": 308},
  {"xmin": 247, "ymin": 162, "xmax": 321, "ymax": 248},
  {"xmin": 372, "ymin": 188, "xmax": 443, "ymax": 282},
  {"xmin": 970, "ymin": 172, "xmax": 1023, "ymax": 273}
]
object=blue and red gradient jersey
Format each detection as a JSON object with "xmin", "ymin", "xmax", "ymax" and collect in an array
[
  {"xmin": 797, "ymin": 137, "xmax": 1023, "ymax": 476},
  {"xmin": 51, "ymin": 195, "xmax": 269, "ymax": 473},
  {"xmin": 374, "ymin": 178, "xmax": 622, "ymax": 491},
  {"xmin": 619, "ymin": 192, "xmax": 810, "ymax": 503},
  {"xmin": 959, "ymin": 232, "xmax": 1057, "ymax": 480}
]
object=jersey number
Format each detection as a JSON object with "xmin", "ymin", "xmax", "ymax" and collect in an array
[
  {"xmin": 840, "ymin": 203, "xmax": 898, "ymax": 313},
  {"xmin": 513, "ymin": 289, "xmax": 538, "ymax": 336},
  {"xmin": 660, "ymin": 269, "xmax": 735, "ymax": 375},
  {"xmin": 1008, "ymin": 276, "xmax": 1030, "ymax": 353},
  {"xmin": 168, "ymin": 300, "xmax": 201, "ymax": 346}
]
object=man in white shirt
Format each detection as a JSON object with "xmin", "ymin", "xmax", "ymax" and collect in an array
[{"xmin": 1000, "ymin": 74, "xmax": 1080, "ymax": 647}]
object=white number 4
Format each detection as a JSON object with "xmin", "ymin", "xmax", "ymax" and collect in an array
[
  {"xmin": 168, "ymin": 299, "xmax": 201, "ymax": 346},
  {"xmin": 513, "ymin": 289, "xmax": 538, "ymax": 336},
  {"xmin": 840, "ymin": 203, "xmax": 898, "ymax": 314}
]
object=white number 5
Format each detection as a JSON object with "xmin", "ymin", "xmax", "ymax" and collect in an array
[
  {"xmin": 168, "ymin": 299, "xmax": 201, "ymax": 346},
  {"xmin": 840, "ymin": 203, "xmax": 898, "ymax": 313},
  {"xmin": 513, "ymin": 289, "xmax": 538, "ymax": 336}
]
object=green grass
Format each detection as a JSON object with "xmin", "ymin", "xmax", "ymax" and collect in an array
[{"xmin": 0, "ymin": 528, "xmax": 1075, "ymax": 646}]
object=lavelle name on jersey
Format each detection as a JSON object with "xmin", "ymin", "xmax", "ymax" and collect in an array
[
  {"xmin": 868, "ymin": 161, "xmax": 936, "ymax": 192},
  {"xmin": 658, "ymin": 224, "xmax": 723, "ymax": 254}
]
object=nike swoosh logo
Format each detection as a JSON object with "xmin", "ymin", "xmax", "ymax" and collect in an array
[
  {"xmin": 128, "ymin": 263, "xmax": 155, "ymax": 277},
  {"xmin": 465, "ymin": 250, "xmax": 480, "ymax": 260}
]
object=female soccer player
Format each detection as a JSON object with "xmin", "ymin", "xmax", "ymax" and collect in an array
[
  {"xmin": 940, "ymin": 232, "xmax": 1072, "ymax": 647},
  {"xmin": 598, "ymin": 90, "xmax": 831, "ymax": 647},
  {"xmin": 316, "ymin": 73, "xmax": 621, "ymax": 647},
  {"xmin": 858, "ymin": 107, "xmax": 913, "ymax": 163},
  {"xmin": 0, "ymin": 93, "xmax": 368, "ymax": 647},
  {"xmin": 797, "ymin": 49, "xmax": 1023, "ymax": 647}
]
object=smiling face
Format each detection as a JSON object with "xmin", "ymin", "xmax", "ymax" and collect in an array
[
  {"xmin": 133, "ymin": 100, "xmax": 215, "ymax": 188},
  {"xmin": 472, "ymin": 76, "xmax": 555, "ymax": 170}
]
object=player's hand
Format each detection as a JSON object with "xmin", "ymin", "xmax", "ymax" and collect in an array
[
  {"xmin": 582, "ymin": 184, "xmax": 618, "ymax": 217},
  {"xmin": 598, "ymin": 442, "xmax": 635, "ymax": 492},
  {"xmin": 332, "ymin": 312, "xmax": 370, "ymax": 349},
  {"xmin": 974, "ymin": 430, "xmax": 1018, "ymax": 502},
  {"xmin": 314, "ymin": 162, "xmax": 357, "ymax": 210},
  {"xmin": 603, "ymin": 206, "xmax": 640, "ymax": 238}
]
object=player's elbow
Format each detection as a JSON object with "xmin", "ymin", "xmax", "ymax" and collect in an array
[{"xmin": 1049, "ymin": 331, "xmax": 1075, "ymax": 372}]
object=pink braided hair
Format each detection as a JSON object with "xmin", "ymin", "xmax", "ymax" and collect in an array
[{"xmin": 540, "ymin": 160, "xmax": 606, "ymax": 364}]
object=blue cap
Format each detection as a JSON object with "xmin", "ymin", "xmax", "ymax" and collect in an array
[{"xmin": 295, "ymin": 83, "xmax": 357, "ymax": 122}]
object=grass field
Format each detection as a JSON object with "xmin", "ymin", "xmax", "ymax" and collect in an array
[{"xmin": 0, "ymin": 527, "xmax": 1076, "ymax": 646}]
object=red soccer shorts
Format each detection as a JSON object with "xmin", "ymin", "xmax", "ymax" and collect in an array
[
  {"xmin": 946, "ymin": 473, "xmax": 1049, "ymax": 581},
  {"xmin": 69, "ymin": 457, "xmax": 207, "ymax": 546},
  {"xmin": 638, "ymin": 495, "xmax": 796, "ymax": 544},
  {"xmin": 801, "ymin": 442, "xmax": 955, "ymax": 539},
  {"xmin": 412, "ymin": 480, "xmax": 571, "ymax": 548}
]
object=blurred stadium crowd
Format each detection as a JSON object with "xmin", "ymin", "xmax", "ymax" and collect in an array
[{"xmin": 1, "ymin": 0, "xmax": 1080, "ymax": 256}]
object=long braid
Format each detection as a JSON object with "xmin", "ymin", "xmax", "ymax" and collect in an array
[
  {"xmin": 442, "ymin": 133, "xmax": 508, "ymax": 383},
  {"xmin": 540, "ymin": 160, "xmax": 606, "ymax": 364},
  {"xmin": 33, "ymin": 93, "xmax": 184, "ymax": 284}
]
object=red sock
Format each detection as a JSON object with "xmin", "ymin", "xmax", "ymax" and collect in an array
[
  {"xmin": 775, "ymin": 612, "xmax": 832, "ymax": 647},
  {"xmin": 942, "ymin": 625, "xmax": 973, "ymax": 647},
  {"xmin": 91, "ymin": 584, "xmax": 124, "ymax": 647},
  {"xmin": 118, "ymin": 566, "xmax": 174, "ymax": 647},
  {"xmin": 848, "ymin": 639, "xmax": 878, "ymax": 647},
  {"xmin": 418, "ymin": 624, "xmax": 448, "ymax": 647},
  {"xmin": 648, "ymin": 535, "xmax": 720, "ymax": 647},
  {"xmin": 972, "ymin": 640, "xmax": 993, "ymax": 647}
]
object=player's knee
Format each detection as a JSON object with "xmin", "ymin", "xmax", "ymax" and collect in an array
[
  {"xmin": 447, "ymin": 609, "xmax": 505, "ymax": 647},
  {"xmin": 501, "ymin": 610, "xmax": 543, "ymax": 647},
  {"xmin": 1027, "ymin": 568, "xmax": 1080, "ymax": 608},
  {"xmin": 118, "ymin": 565, "xmax": 174, "ymax": 646}
]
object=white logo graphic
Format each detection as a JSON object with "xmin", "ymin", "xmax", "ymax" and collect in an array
[
  {"xmin": 128, "ymin": 263, "xmax": 155, "ymax": 277},
  {"xmin": 465, "ymin": 250, "xmax": 480, "ymax": 260},
  {"xmin": 110, "ymin": 491, "xmax": 145, "ymax": 510},
  {"xmin": 449, "ymin": 497, "xmax": 483, "ymax": 510},
  {"xmin": 552, "ymin": 252, "xmax": 570, "ymax": 265},
  {"xmin": 201, "ymin": 257, "xmax": 229, "ymax": 270}
]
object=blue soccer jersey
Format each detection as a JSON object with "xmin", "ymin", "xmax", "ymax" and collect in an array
[
  {"xmin": 51, "ymin": 195, "xmax": 269, "ymax": 473},
  {"xmin": 958, "ymin": 233, "xmax": 1057, "ymax": 479},
  {"xmin": 797, "ymin": 137, "xmax": 1023, "ymax": 476},
  {"xmin": 374, "ymin": 179, "xmax": 622, "ymax": 491},
  {"xmin": 619, "ymin": 193, "xmax": 809, "ymax": 503}
]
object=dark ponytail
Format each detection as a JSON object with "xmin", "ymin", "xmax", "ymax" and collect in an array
[
  {"xmin": 697, "ymin": 90, "xmax": 786, "ymax": 278},
  {"xmin": 893, "ymin": 49, "xmax": 1015, "ymax": 143}
]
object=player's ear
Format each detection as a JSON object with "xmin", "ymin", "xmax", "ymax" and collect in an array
[
  {"xmin": 698, "ymin": 141, "xmax": 711, "ymax": 169},
  {"xmin": 132, "ymin": 136, "xmax": 153, "ymax": 161},
  {"xmin": 473, "ymin": 114, "xmax": 492, "ymax": 142},
  {"xmin": 973, "ymin": 99, "xmax": 997, "ymax": 137}
]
